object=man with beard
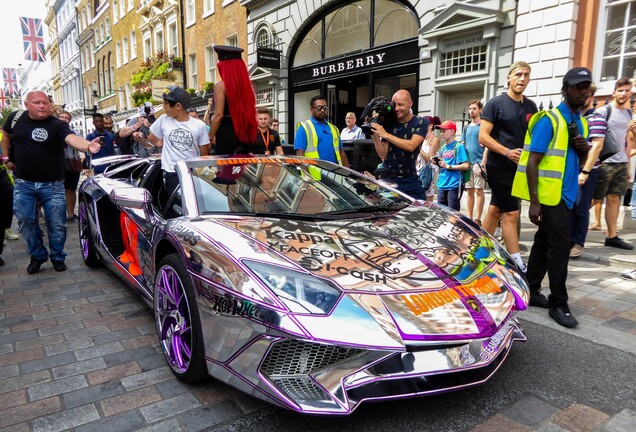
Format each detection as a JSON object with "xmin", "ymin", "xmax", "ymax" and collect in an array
[
  {"xmin": 255, "ymin": 107, "xmax": 283, "ymax": 155},
  {"xmin": 480, "ymin": 61, "xmax": 538, "ymax": 275},
  {"xmin": 295, "ymin": 95, "xmax": 349, "ymax": 166},
  {"xmin": 512, "ymin": 67, "xmax": 592, "ymax": 328},
  {"xmin": 591, "ymin": 77, "xmax": 636, "ymax": 250},
  {"xmin": 86, "ymin": 113, "xmax": 116, "ymax": 174},
  {"xmin": 370, "ymin": 89, "xmax": 428, "ymax": 200}
]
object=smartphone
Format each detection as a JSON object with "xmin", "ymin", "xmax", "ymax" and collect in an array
[{"xmin": 432, "ymin": 156, "xmax": 441, "ymax": 166}]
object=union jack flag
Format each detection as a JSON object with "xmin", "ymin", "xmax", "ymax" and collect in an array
[
  {"xmin": 2, "ymin": 68, "xmax": 20, "ymax": 96},
  {"xmin": 20, "ymin": 17, "xmax": 46, "ymax": 62},
  {"xmin": 0, "ymin": 89, "xmax": 7, "ymax": 109}
]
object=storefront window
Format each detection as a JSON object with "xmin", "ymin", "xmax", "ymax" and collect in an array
[
  {"xmin": 293, "ymin": 0, "xmax": 417, "ymax": 67},
  {"xmin": 600, "ymin": 0, "xmax": 636, "ymax": 81},
  {"xmin": 325, "ymin": 2, "xmax": 371, "ymax": 58},
  {"xmin": 374, "ymin": 0, "xmax": 418, "ymax": 46}
]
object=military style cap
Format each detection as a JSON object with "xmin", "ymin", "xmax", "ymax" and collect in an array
[{"xmin": 214, "ymin": 45, "xmax": 244, "ymax": 61}]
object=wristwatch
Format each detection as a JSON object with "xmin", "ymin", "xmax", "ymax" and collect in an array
[{"xmin": 581, "ymin": 169, "xmax": 590, "ymax": 175}]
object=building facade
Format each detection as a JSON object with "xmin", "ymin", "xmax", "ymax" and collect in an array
[
  {"xmin": 45, "ymin": 2, "xmax": 63, "ymax": 108},
  {"xmin": 241, "ymin": 0, "xmax": 635, "ymax": 141}
]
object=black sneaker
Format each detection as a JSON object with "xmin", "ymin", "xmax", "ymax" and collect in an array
[
  {"xmin": 0, "ymin": 256, "xmax": 5, "ymax": 266},
  {"xmin": 529, "ymin": 292, "xmax": 550, "ymax": 308},
  {"xmin": 27, "ymin": 257, "xmax": 48, "ymax": 274},
  {"xmin": 51, "ymin": 260, "xmax": 67, "ymax": 272},
  {"xmin": 604, "ymin": 236, "xmax": 634, "ymax": 250},
  {"xmin": 549, "ymin": 305, "xmax": 578, "ymax": 328}
]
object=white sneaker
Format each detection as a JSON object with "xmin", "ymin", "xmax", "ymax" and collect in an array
[
  {"xmin": 620, "ymin": 269, "xmax": 636, "ymax": 280},
  {"xmin": 494, "ymin": 226, "xmax": 503, "ymax": 241},
  {"xmin": 4, "ymin": 228, "xmax": 19, "ymax": 241}
]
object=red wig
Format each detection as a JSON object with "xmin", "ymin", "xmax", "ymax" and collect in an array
[{"xmin": 217, "ymin": 59, "xmax": 257, "ymax": 145}]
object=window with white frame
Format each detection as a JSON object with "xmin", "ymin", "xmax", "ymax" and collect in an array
[
  {"xmin": 119, "ymin": 0, "xmax": 125, "ymax": 18},
  {"xmin": 256, "ymin": 87, "xmax": 273, "ymax": 105},
  {"xmin": 205, "ymin": 44, "xmax": 216, "ymax": 82},
  {"xmin": 256, "ymin": 27, "xmax": 272, "ymax": 48},
  {"xmin": 189, "ymin": 53, "xmax": 198, "ymax": 89},
  {"xmin": 186, "ymin": 0, "xmax": 195, "ymax": 25},
  {"xmin": 130, "ymin": 31, "xmax": 137, "ymax": 59},
  {"xmin": 156, "ymin": 29, "xmax": 164, "ymax": 54},
  {"xmin": 600, "ymin": 0, "xmax": 636, "ymax": 81},
  {"xmin": 116, "ymin": 42, "xmax": 121, "ymax": 67},
  {"xmin": 125, "ymin": 83, "xmax": 131, "ymax": 109},
  {"xmin": 168, "ymin": 22, "xmax": 178, "ymax": 56},
  {"xmin": 90, "ymin": 42, "xmax": 95, "ymax": 67},
  {"xmin": 123, "ymin": 37, "xmax": 129, "ymax": 63},
  {"xmin": 105, "ymin": 18, "xmax": 110, "ymax": 38},
  {"xmin": 143, "ymin": 33, "xmax": 151, "ymax": 59},
  {"xmin": 113, "ymin": 1, "xmax": 118, "ymax": 23},
  {"xmin": 222, "ymin": 0, "xmax": 236, "ymax": 6},
  {"xmin": 203, "ymin": 0, "xmax": 214, "ymax": 16},
  {"xmin": 128, "ymin": 0, "xmax": 134, "ymax": 11},
  {"xmin": 438, "ymin": 44, "xmax": 487, "ymax": 77},
  {"xmin": 226, "ymin": 34, "xmax": 238, "ymax": 47}
]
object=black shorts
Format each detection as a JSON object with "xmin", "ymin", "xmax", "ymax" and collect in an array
[
  {"xmin": 486, "ymin": 166, "xmax": 520, "ymax": 213},
  {"xmin": 64, "ymin": 170, "xmax": 81, "ymax": 191}
]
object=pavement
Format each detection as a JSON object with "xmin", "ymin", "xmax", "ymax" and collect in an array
[{"xmin": 1, "ymin": 200, "xmax": 636, "ymax": 431}]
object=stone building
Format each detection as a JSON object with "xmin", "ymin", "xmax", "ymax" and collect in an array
[
  {"xmin": 241, "ymin": 0, "xmax": 635, "ymax": 142},
  {"xmin": 45, "ymin": 3, "xmax": 63, "ymax": 110},
  {"xmin": 182, "ymin": 0, "xmax": 248, "ymax": 102}
]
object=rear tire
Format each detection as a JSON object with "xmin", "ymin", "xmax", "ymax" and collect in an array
[
  {"xmin": 78, "ymin": 200, "xmax": 101, "ymax": 267},
  {"xmin": 154, "ymin": 253, "xmax": 207, "ymax": 382}
]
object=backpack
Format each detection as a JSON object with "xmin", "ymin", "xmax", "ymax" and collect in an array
[
  {"xmin": 454, "ymin": 142, "xmax": 471, "ymax": 184},
  {"xmin": 596, "ymin": 104, "xmax": 622, "ymax": 162}
]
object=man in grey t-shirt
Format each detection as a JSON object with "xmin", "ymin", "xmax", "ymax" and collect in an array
[{"xmin": 592, "ymin": 77, "xmax": 635, "ymax": 250}]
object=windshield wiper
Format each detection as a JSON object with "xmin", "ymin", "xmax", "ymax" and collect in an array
[{"xmin": 322, "ymin": 204, "xmax": 407, "ymax": 216}]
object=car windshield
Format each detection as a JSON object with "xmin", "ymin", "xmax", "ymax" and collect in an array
[{"xmin": 188, "ymin": 156, "xmax": 411, "ymax": 217}]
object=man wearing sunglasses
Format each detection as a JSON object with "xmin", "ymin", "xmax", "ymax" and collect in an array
[{"xmin": 294, "ymin": 96, "xmax": 349, "ymax": 167}]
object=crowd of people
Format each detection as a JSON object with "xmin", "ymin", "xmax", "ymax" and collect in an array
[{"xmin": 1, "ymin": 51, "xmax": 636, "ymax": 329}]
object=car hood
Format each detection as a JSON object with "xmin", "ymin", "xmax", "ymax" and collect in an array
[{"xmin": 190, "ymin": 205, "xmax": 528, "ymax": 346}]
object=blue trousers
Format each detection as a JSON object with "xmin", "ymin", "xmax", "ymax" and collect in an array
[{"xmin": 13, "ymin": 179, "xmax": 67, "ymax": 262}]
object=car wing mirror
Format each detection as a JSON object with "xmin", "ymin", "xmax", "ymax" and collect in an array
[{"xmin": 109, "ymin": 187, "xmax": 153, "ymax": 209}]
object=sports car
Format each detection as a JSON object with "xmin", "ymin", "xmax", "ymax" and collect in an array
[{"xmin": 78, "ymin": 154, "xmax": 529, "ymax": 415}]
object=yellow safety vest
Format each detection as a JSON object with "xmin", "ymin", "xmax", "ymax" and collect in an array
[
  {"xmin": 296, "ymin": 120, "xmax": 342, "ymax": 165},
  {"xmin": 512, "ymin": 109, "xmax": 588, "ymax": 206}
]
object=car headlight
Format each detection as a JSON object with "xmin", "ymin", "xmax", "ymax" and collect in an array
[
  {"xmin": 244, "ymin": 261, "xmax": 341, "ymax": 314},
  {"xmin": 498, "ymin": 265, "xmax": 530, "ymax": 309}
]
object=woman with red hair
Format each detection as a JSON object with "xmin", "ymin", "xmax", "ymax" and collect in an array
[{"xmin": 208, "ymin": 46, "xmax": 257, "ymax": 154}]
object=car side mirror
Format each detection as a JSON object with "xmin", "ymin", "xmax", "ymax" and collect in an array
[{"xmin": 109, "ymin": 187, "xmax": 153, "ymax": 209}]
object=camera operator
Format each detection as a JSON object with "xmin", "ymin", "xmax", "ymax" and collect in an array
[
  {"xmin": 370, "ymin": 89, "xmax": 428, "ymax": 200},
  {"xmin": 118, "ymin": 103, "xmax": 160, "ymax": 157}
]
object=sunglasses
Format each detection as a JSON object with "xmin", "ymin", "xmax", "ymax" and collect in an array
[{"xmin": 313, "ymin": 105, "xmax": 328, "ymax": 111}]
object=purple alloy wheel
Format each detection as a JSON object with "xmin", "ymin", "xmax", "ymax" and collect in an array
[
  {"xmin": 155, "ymin": 265, "xmax": 194, "ymax": 374},
  {"xmin": 78, "ymin": 202, "xmax": 90, "ymax": 260}
]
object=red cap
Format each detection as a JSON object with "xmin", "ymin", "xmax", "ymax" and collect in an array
[{"xmin": 434, "ymin": 120, "xmax": 457, "ymax": 133}]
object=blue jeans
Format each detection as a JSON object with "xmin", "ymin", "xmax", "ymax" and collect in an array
[
  {"xmin": 631, "ymin": 178, "xmax": 636, "ymax": 220},
  {"xmin": 438, "ymin": 187, "xmax": 462, "ymax": 211},
  {"xmin": 570, "ymin": 168, "xmax": 598, "ymax": 246},
  {"xmin": 13, "ymin": 179, "xmax": 67, "ymax": 261},
  {"xmin": 394, "ymin": 174, "xmax": 427, "ymax": 200}
]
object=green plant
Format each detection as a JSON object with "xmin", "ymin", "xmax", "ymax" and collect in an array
[
  {"xmin": 202, "ymin": 81, "xmax": 214, "ymax": 92},
  {"xmin": 185, "ymin": 88, "xmax": 196, "ymax": 95}
]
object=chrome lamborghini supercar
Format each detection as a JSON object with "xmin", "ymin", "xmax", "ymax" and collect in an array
[{"xmin": 78, "ymin": 154, "xmax": 529, "ymax": 415}]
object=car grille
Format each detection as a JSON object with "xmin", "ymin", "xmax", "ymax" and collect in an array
[{"xmin": 260, "ymin": 339, "xmax": 366, "ymax": 403}]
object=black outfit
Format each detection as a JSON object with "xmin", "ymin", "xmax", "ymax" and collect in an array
[
  {"xmin": 3, "ymin": 113, "xmax": 74, "ymax": 182},
  {"xmin": 0, "ymin": 165, "xmax": 13, "ymax": 260},
  {"xmin": 253, "ymin": 127, "xmax": 281, "ymax": 155},
  {"xmin": 526, "ymin": 201, "xmax": 571, "ymax": 306},
  {"xmin": 481, "ymin": 94, "xmax": 537, "ymax": 212},
  {"xmin": 214, "ymin": 101, "xmax": 254, "ymax": 155}
]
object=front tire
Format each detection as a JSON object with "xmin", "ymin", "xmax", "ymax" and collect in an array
[
  {"xmin": 78, "ymin": 200, "xmax": 101, "ymax": 267},
  {"xmin": 154, "ymin": 253, "xmax": 207, "ymax": 382}
]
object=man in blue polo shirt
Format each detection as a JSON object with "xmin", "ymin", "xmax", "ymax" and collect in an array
[
  {"xmin": 294, "ymin": 95, "xmax": 349, "ymax": 167},
  {"xmin": 86, "ymin": 113, "xmax": 116, "ymax": 174}
]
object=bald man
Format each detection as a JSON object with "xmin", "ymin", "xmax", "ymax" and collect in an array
[
  {"xmin": 370, "ymin": 89, "xmax": 428, "ymax": 199},
  {"xmin": 1, "ymin": 91, "xmax": 101, "ymax": 274}
]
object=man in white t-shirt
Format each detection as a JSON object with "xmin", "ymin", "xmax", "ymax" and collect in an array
[{"xmin": 139, "ymin": 86, "xmax": 210, "ymax": 195}]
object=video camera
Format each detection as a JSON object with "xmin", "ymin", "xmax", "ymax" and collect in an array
[
  {"xmin": 360, "ymin": 96, "xmax": 396, "ymax": 138},
  {"xmin": 143, "ymin": 105, "xmax": 156, "ymax": 123}
]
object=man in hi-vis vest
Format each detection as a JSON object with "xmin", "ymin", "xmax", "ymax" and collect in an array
[
  {"xmin": 294, "ymin": 95, "xmax": 349, "ymax": 167},
  {"xmin": 512, "ymin": 67, "xmax": 592, "ymax": 328}
]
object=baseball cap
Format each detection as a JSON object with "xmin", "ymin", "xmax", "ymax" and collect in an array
[
  {"xmin": 508, "ymin": 60, "xmax": 531, "ymax": 75},
  {"xmin": 563, "ymin": 67, "xmax": 593, "ymax": 86},
  {"xmin": 214, "ymin": 45, "xmax": 243, "ymax": 61},
  {"xmin": 162, "ymin": 86, "xmax": 191, "ymax": 108},
  {"xmin": 434, "ymin": 120, "xmax": 457, "ymax": 133}
]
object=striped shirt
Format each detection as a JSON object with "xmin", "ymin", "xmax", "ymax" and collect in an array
[{"xmin": 584, "ymin": 110, "xmax": 607, "ymax": 168}]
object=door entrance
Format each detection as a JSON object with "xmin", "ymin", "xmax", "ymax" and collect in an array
[{"xmin": 439, "ymin": 88, "xmax": 484, "ymax": 138}]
